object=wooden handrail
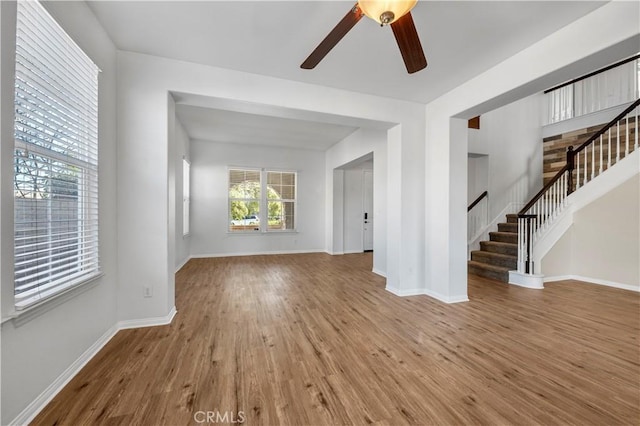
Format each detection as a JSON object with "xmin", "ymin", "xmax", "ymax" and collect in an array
[
  {"xmin": 518, "ymin": 165, "xmax": 569, "ymax": 215},
  {"xmin": 544, "ymin": 54, "xmax": 639, "ymax": 94},
  {"xmin": 573, "ymin": 99, "xmax": 640, "ymax": 155},
  {"xmin": 467, "ymin": 191, "xmax": 488, "ymax": 212}
]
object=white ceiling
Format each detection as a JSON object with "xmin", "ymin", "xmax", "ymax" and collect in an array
[
  {"xmin": 176, "ymin": 104, "xmax": 359, "ymax": 150},
  {"xmin": 87, "ymin": 0, "xmax": 606, "ymax": 148}
]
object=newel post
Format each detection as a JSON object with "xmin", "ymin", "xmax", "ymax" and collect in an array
[{"xmin": 566, "ymin": 145, "xmax": 574, "ymax": 195}]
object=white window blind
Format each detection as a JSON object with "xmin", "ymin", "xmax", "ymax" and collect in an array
[{"xmin": 13, "ymin": 0, "xmax": 100, "ymax": 309}]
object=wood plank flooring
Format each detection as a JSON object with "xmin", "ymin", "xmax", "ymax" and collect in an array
[{"xmin": 33, "ymin": 253, "xmax": 640, "ymax": 425}]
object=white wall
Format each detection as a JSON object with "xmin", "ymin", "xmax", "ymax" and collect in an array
[
  {"xmin": 542, "ymin": 175, "xmax": 639, "ymax": 289},
  {"xmin": 424, "ymin": 1, "xmax": 638, "ymax": 303},
  {"xmin": 471, "ymin": 94, "xmax": 545, "ymax": 220},
  {"xmin": 325, "ymin": 128, "xmax": 388, "ymax": 276},
  {"xmin": 175, "ymin": 119, "xmax": 191, "ymax": 270},
  {"xmin": 467, "ymin": 155, "xmax": 488, "ymax": 205},
  {"xmin": 189, "ymin": 140, "xmax": 326, "ymax": 257},
  {"xmin": 0, "ymin": 2, "xmax": 118, "ymax": 423}
]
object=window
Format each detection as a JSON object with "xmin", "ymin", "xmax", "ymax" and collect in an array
[
  {"xmin": 267, "ymin": 171, "xmax": 296, "ymax": 231},
  {"xmin": 13, "ymin": 0, "xmax": 100, "ymax": 309},
  {"xmin": 183, "ymin": 159, "xmax": 190, "ymax": 236},
  {"xmin": 228, "ymin": 168, "xmax": 296, "ymax": 232}
]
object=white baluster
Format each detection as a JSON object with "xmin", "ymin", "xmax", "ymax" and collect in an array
[
  {"xmin": 546, "ymin": 191, "xmax": 550, "ymax": 227},
  {"xmin": 549, "ymin": 184, "xmax": 553, "ymax": 221},
  {"xmin": 583, "ymin": 149, "xmax": 587, "ymax": 185},
  {"xmin": 616, "ymin": 122, "xmax": 620, "ymax": 162},
  {"xmin": 553, "ymin": 180, "xmax": 558, "ymax": 218},
  {"xmin": 635, "ymin": 106, "xmax": 638, "ymax": 151},
  {"xmin": 626, "ymin": 114, "xmax": 629, "ymax": 156},
  {"xmin": 556, "ymin": 178, "xmax": 560, "ymax": 212},
  {"xmin": 599, "ymin": 135, "xmax": 603, "ymax": 174},
  {"xmin": 517, "ymin": 219, "xmax": 522, "ymax": 272},
  {"xmin": 591, "ymin": 143, "xmax": 595, "ymax": 180},
  {"xmin": 544, "ymin": 188, "xmax": 548, "ymax": 225},
  {"xmin": 551, "ymin": 181, "xmax": 558, "ymax": 217},
  {"xmin": 608, "ymin": 127, "xmax": 612, "ymax": 168},
  {"xmin": 528, "ymin": 222, "xmax": 533, "ymax": 273},
  {"xmin": 576, "ymin": 152, "xmax": 581, "ymax": 189}
]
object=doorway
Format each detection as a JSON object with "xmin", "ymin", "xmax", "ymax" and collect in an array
[
  {"xmin": 363, "ymin": 169, "xmax": 374, "ymax": 252},
  {"xmin": 338, "ymin": 153, "xmax": 374, "ymax": 254}
]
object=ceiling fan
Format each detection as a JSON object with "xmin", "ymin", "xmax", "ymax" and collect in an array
[{"xmin": 301, "ymin": 0, "xmax": 427, "ymax": 74}]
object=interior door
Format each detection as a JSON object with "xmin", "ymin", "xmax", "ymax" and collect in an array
[{"xmin": 363, "ymin": 170, "xmax": 374, "ymax": 251}]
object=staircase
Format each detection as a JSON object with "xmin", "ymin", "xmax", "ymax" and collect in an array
[
  {"xmin": 467, "ymin": 98, "xmax": 639, "ymax": 284},
  {"xmin": 468, "ymin": 214, "xmax": 518, "ymax": 282}
]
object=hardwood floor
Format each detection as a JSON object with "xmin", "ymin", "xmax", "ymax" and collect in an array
[{"xmin": 33, "ymin": 253, "xmax": 640, "ymax": 425}]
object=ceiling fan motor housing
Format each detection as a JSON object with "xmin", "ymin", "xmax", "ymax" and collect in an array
[{"xmin": 380, "ymin": 11, "xmax": 395, "ymax": 26}]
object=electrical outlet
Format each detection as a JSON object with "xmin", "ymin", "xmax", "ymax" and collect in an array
[{"xmin": 143, "ymin": 286, "xmax": 153, "ymax": 298}]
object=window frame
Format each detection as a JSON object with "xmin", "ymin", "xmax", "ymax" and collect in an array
[
  {"xmin": 12, "ymin": 0, "xmax": 101, "ymax": 310},
  {"xmin": 227, "ymin": 167, "xmax": 297, "ymax": 234}
]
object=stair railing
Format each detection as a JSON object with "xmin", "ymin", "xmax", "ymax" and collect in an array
[
  {"xmin": 516, "ymin": 98, "xmax": 640, "ymax": 274},
  {"xmin": 467, "ymin": 190, "xmax": 488, "ymax": 243}
]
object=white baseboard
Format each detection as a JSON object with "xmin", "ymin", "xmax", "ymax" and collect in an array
[
  {"xmin": 544, "ymin": 275, "xmax": 639, "ymax": 292},
  {"xmin": 10, "ymin": 306, "xmax": 178, "ymax": 425},
  {"xmin": 508, "ymin": 271, "xmax": 545, "ymax": 289},
  {"xmin": 386, "ymin": 286, "xmax": 469, "ymax": 303},
  {"xmin": 372, "ymin": 268, "xmax": 386, "ymax": 278},
  {"xmin": 343, "ymin": 250, "xmax": 364, "ymax": 254},
  {"xmin": 191, "ymin": 249, "xmax": 325, "ymax": 258},
  {"xmin": 175, "ymin": 256, "xmax": 192, "ymax": 273},
  {"xmin": 385, "ymin": 286, "xmax": 424, "ymax": 297},
  {"xmin": 422, "ymin": 288, "xmax": 469, "ymax": 304},
  {"xmin": 9, "ymin": 324, "xmax": 119, "ymax": 426},
  {"xmin": 118, "ymin": 306, "xmax": 178, "ymax": 330}
]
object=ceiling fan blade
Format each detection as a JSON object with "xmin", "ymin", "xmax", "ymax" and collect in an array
[
  {"xmin": 301, "ymin": 4, "xmax": 364, "ymax": 69},
  {"xmin": 390, "ymin": 12, "xmax": 427, "ymax": 74}
]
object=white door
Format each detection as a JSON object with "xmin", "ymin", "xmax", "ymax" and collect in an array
[{"xmin": 363, "ymin": 170, "xmax": 374, "ymax": 251}]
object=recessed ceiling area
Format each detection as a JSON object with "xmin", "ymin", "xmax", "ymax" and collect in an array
[
  {"xmin": 172, "ymin": 92, "xmax": 395, "ymax": 150},
  {"xmin": 175, "ymin": 104, "xmax": 360, "ymax": 150},
  {"xmin": 88, "ymin": 1, "xmax": 605, "ymax": 104}
]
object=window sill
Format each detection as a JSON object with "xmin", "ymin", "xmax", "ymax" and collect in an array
[{"xmin": 2, "ymin": 272, "xmax": 104, "ymax": 326}]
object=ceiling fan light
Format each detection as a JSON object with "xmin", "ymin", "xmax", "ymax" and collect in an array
[{"xmin": 357, "ymin": 0, "xmax": 418, "ymax": 25}]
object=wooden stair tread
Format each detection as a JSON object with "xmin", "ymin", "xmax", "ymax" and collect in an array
[
  {"xmin": 497, "ymin": 222, "xmax": 518, "ymax": 233},
  {"xmin": 470, "ymin": 251, "xmax": 517, "ymax": 261},
  {"xmin": 506, "ymin": 213, "xmax": 518, "ymax": 223},
  {"xmin": 468, "ymin": 260, "xmax": 511, "ymax": 282},
  {"xmin": 489, "ymin": 231, "xmax": 516, "ymax": 236},
  {"xmin": 481, "ymin": 241, "xmax": 517, "ymax": 248},
  {"xmin": 467, "ymin": 260, "xmax": 511, "ymax": 273}
]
